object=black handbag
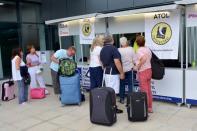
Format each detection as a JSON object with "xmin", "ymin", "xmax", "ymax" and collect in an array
[
  {"xmin": 20, "ymin": 66, "xmax": 28, "ymax": 77},
  {"xmin": 151, "ymin": 51, "xmax": 165, "ymax": 80},
  {"xmin": 20, "ymin": 66, "xmax": 30, "ymax": 85}
]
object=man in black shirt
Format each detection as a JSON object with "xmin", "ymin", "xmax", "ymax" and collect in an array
[{"xmin": 100, "ymin": 34, "xmax": 125, "ymax": 113}]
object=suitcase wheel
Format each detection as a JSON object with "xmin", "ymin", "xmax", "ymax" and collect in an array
[
  {"xmin": 13, "ymin": 94, "xmax": 16, "ymax": 98},
  {"xmin": 5, "ymin": 97, "xmax": 8, "ymax": 101}
]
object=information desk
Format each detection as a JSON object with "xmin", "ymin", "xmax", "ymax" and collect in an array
[
  {"xmin": 151, "ymin": 68, "xmax": 184, "ymax": 105},
  {"xmin": 77, "ymin": 65, "xmax": 184, "ymax": 105}
]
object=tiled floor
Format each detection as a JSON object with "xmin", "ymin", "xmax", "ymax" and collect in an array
[{"xmin": 0, "ymin": 87, "xmax": 197, "ymax": 131}]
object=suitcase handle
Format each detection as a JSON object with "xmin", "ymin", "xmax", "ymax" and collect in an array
[{"xmin": 102, "ymin": 67, "xmax": 112, "ymax": 87}]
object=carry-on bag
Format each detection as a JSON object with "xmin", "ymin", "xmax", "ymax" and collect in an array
[
  {"xmin": 90, "ymin": 68, "xmax": 117, "ymax": 126},
  {"xmin": 1, "ymin": 80, "xmax": 15, "ymax": 101},
  {"xmin": 127, "ymin": 71, "xmax": 148, "ymax": 121},
  {"xmin": 127, "ymin": 92, "xmax": 148, "ymax": 121},
  {"xmin": 59, "ymin": 73, "xmax": 81, "ymax": 105},
  {"xmin": 30, "ymin": 88, "xmax": 45, "ymax": 99}
]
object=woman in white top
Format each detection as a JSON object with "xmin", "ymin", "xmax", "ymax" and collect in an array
[
  {"xmin": 11, "ymin": 48, "xmax": 28, "ymax": 105},
  {"xmin": 26, "ymin": 45, "xmax": 48, "ymax": 94},
  {"xmin": 89, "ymin": 37, "xmax": 104, "ymax": 89},
  {"xmin": 118, "ymin": 37, "xmax": 136, "ymax": 104}
]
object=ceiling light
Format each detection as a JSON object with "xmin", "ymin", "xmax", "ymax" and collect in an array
[{"xmin": 0, "ymin": 3, "xmax": 4, "ymax": 6}]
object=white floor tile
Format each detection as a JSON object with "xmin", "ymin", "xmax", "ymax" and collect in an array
[
  {"xmin": 0, "ymin": 86, "xmax": 196, "ymax": 131},
  {"xmin": 26, "ymin": 122, "xmax": 59, "ymax": 131},
  {"xmin": 12, "ymin": 118, "xmax": 42, "ymax": 130}
]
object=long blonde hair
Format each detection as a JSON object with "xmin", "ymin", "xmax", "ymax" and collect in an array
[{"xmin": 90, "ymin": 37, "xmax": 104, "ymax": 51}]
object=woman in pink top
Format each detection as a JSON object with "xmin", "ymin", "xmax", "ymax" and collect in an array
[
  {"xmin": 134, "ymin": 36, "xmax": 153, "ymax": 113},
  {"xmin": 26, "ymin": 45, "xmax": 49, "ymax": 94}
]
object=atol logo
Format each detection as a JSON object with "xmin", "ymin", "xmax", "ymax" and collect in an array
[
  {"xmin": 151, "ymin": 22, "xmax": 172, "ymax": 45},
  {"xmin": 82, "ymin": 21, "xmax": 92, "ymax": 37}
]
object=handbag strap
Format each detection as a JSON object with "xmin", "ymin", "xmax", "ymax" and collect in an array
[{"xmin": 102, "ymin": 67, "xmax": 112, "ymax": 87}]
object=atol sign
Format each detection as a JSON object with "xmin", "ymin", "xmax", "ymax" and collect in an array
[
  {"xmin": 80, "ymin": 18, "xmax": 95, "ymax": 44},
  {"xmin": 186, "ymin": 5, "xmax": 197, "ymax": 27},
  {"xmin": 145, "ymin": 10, "xmax": 180, "ymax": 59}
]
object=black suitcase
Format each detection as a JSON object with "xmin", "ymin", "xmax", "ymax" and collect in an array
[
  {"xmin": 90, "ymin": 68, "xmax": 117, "ymax": 126},
  {"xmin": 127, "ymin": 92, "xmax": 148, "ymax": 121},
  {"xmin": 90, "ymin": 87, "xmax": 117, "ymax": 126}
]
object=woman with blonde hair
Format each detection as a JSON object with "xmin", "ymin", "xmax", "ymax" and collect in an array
[{"xmin": 89, "ymin": 37, "xmax": 104, "ymax": 89}]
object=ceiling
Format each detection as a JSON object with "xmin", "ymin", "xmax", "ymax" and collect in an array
[{"xmin": 0, "ymin": 0, "xmax": 42, "ymax": 3}]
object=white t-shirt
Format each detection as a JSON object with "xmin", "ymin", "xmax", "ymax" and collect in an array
[
  {"xmin": 12, "ymin": 56, "xmax": 25, "ymax": 81},
  {"xmin": 90, "ymin": 46, "xmax": 102, "ymax": 67},
  {"xmin": 118, "ymin": 47, "xmax": 135, "ymax": 72}
]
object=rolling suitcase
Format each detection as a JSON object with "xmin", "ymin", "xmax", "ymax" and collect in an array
[
  {"xmin": 127, "ymin": 71, "xmax": 148, "ymax": 121},
  {"xmin": 127, "ymin": 92, "xmax": 148, "ymax": 121},
  {"xmin": 1, "ymin": 80, "xmax": 15, "ymax": 101},
  {"xmin": 59, "ymin": 73, "xmax": 81, "ymax": 105},
  {"xmin": 90, "ymin": 68, "xmax": 117, "ymax": 126}
]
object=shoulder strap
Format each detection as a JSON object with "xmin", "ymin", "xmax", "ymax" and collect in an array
[{"xmin": 101, "ymin": 67, "xmax": 112, "ymax": 87}]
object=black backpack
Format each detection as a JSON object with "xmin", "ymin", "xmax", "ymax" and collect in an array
[{"xmin": 151, "ymin": 51, "xmax": 165, "ymax": 80}]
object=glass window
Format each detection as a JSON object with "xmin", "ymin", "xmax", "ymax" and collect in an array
[
  {"xmin": 22, "ymin": 24, "xmax": 40, "ymax": 52},
  {"xmin": 0, "ymin": 1, "xmax": 17, "ymax": 22},
  {"xmin": 21, "ymin": 3, "xmax": 41, "ymax": 23},
  {"xmin": 45, "ymin": 25, "xmax": 60, "ymax": 51},
  {"xmin": 187, "ymin": 27, "xmax": 197, "ymax": 68}
]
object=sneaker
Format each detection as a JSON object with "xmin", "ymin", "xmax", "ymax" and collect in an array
[
  {"xmin": 119, "ymin": 99, "xmax": 124, "ymax": 104},
  {"xmin": 21, "ymin": 102, "xmax": 27, "ymax": 105},
  {"xmin": 58, "ymin": 95, "xmax": 61, "ymax": 101},
  {"xmin": 116, "ymin": 108, "xmax": 123, "ymax": 114},
  {"xmin": 45, "ymin": 89, "xmax": 49, "ymax": 95}
]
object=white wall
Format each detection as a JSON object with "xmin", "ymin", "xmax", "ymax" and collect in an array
[
  {"xmin": 66, "ymin": 18, "xmax": 106, "ymax": 36},
  {"xmin": 108, "ymin": 14, "xmax": 145, "ymax": 34}
]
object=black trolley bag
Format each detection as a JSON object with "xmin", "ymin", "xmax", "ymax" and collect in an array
[
  {"xmin": 90, "ymin": 68, "xmax": 117, "ymax": 126},
  {"xmin": 127, "ymin": 71, "xmax": 148, "ymax": 121}
]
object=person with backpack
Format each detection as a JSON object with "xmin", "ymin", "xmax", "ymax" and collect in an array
[
  {"xmin": 134, "ymin": 35, "xmax": 153, "ymax": 113},
  {"xmin": 89, "ymin": 37, "xmax": 104, "ymax": 89},
  {"xmin": 26, "ymin": 45, "xmax": 49, "ymax": 95},
  {"xmin": 50, "ymin": 46, "xmax": 76, "ymax": 94}
]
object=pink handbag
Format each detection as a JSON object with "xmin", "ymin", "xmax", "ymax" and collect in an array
[{"xmin": 30, "ymin": 88, "xmax": 45, "ymax": 99}]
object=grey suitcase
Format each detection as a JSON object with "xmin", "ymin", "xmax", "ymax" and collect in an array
[{"xmin": 89, "ymin": 68, "xmax": 117, "ymax": 126}]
